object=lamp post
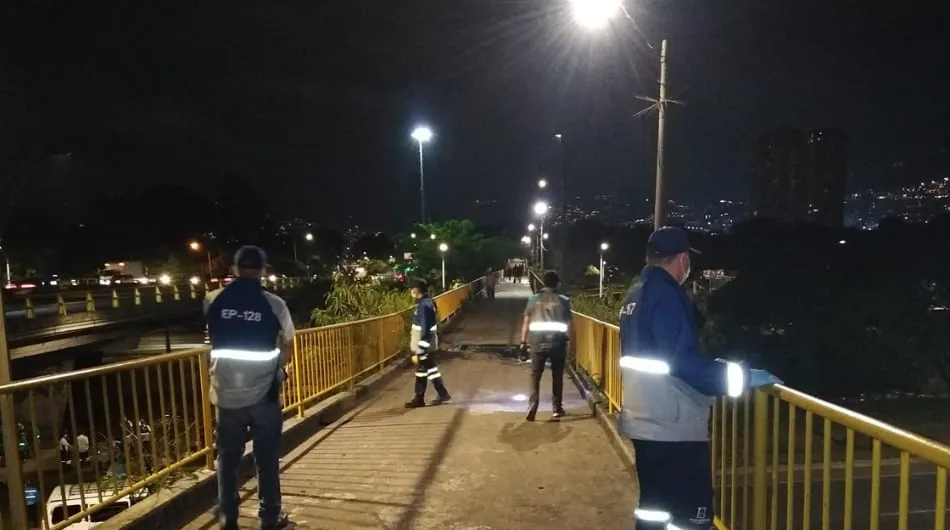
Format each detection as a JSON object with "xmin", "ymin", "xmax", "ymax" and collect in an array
[
  {"xmin": 533, "ymin": 201, "xmax": 549, "ymax": 269},
  {"xmin": 189, "ymin": 241, "xmax": 214, "ymax": 278},
  {"xmin": 438, "ymin": 242, "xmax": 449, "ymax": 290},
  {"xmin": 599, "ymin": 242, "xmax": 609, "ymax": 297},
  {"xmin": 521, "ymin": 235, "xmax": 531, "ymax": 262},
  {"xmin": 569, "ymin": 0, "xmax": 670, "ymax": 229},
  {"xmin": 538, "ymin": 178, "xmax": 547, "ymax": 189},
  {"xmin": 527, "ymin": 223, "xmax": 537, "ymax": 265},
  {"xmin": 411, "ymin": 126, "xmax": 433, "ymax": 224},
  {"xmin": 293, "ymin": 232, "xmax": 314, "ymax": 264}
]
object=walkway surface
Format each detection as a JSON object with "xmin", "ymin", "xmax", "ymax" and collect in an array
[{"xmin": 184, "ymin": 280, "xmax": 637, "ymax": 529}]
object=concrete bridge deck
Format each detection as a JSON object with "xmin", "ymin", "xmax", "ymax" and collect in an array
[{"xmin": 183, "ymin": 280, "xmax": 637, "ymax": 529}]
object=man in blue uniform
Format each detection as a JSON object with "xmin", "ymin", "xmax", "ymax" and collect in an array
[
  {"xmin": 205, "ymin": 246, "xmax": 294, "ymax": 530},
  {"xmin": 619, "ymin": 227, "xmax": 780, "ymax": 530},
  {"xmin": 405, "ymin": 280, "xmax": 452, "ymax": 408}
]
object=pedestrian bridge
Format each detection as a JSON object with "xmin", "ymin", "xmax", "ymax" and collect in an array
[{"xmin": 2, "ymin": 276, "xmax": 949, "ymax": 529}]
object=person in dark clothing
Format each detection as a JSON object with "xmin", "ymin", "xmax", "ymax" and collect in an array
[
  {"xmin": 405, "ymin": 280, "xmax": 452, "ymax": 407},
  {"xmin": 520, "ymin": 270, "xmax": 574, "ymax": 421}
]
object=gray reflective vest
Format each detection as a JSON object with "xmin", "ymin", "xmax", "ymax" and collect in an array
[{"xmin": 527, "ymin": 289, "xmax": 569, "ymax": 352}]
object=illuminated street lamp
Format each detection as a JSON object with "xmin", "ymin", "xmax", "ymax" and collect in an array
[
  {"xmin": 411, "ymin": 125, "xmax": 434, "ymax": 224},
  {"xmin": 538, "ymin": 179, "xmax": 547, "ymax": 189},
  {"xmin": 293, "ymin": 233, "xmax": 314, "ymax": 264},
  {"xmin": 527, "ymin": 223, "xmax": 536, "ymax": 232},
  {"xmin": 569, "ymin": 0, "xmax": 621, "ymax": 29},
  {"xmin": 189, "ymin": 241, "xmax": 214, "ymax": 277},
  {"xmin": 571, "ymin": 1, "xmax": 670, "ymax": 230},
  {"xmin": 599, "ymin": 242, "xmax": 609, "ymax": 297},
  {"xmin": 410, "ymin": 233, "xmax": 417, "ymax": 239},
  {"xmin": 521, "ymin": 235, "xmax": 531, "ymax": 245},
  {"xmin": 533, "ymin": 201, "xmax": 549, "ymax": 269},
  {"xmin": 430, "ymin": 234, "xmax": 436, "ymax": 240},
  {"xmin": 438, "ymin": 242, "xmax": 449, "ymax": 290}
]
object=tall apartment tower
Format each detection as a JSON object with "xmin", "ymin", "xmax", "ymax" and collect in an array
[{"xmin": 750, "ymin": 129, "xmax": 848, "ymax": 228}]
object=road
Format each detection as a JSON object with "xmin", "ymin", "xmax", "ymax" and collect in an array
[
  {"xmin": 3, "ymin": 285, "xmax": 203, "ymax": 319},
  {"xmin": 723, "ymin": 460, "xmax": 949, "ymax": 528}
]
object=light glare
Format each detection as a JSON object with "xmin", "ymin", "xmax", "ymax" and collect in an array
[
  {"xmin": 571, "ymin": 0, "xmax": 621, "ymax": 29},
  {"xmin": 600, "ymin": 242, "xmax": 609, "ymax": 251},
  {"xmin": 411, "ymin": 126, "xmax": 433, "ymax": 143},
  {"xmin": 533, "ymin": 201, "xmax": 549, "ymax": 216},
  {"xmin": 439, "ymin": 242, "xmax": 449, "ymax": 252}
]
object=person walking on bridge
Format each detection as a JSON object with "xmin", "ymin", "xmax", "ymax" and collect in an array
[
  {"xmin": 205, "ymin": 246, "xmax": 293, "ymax": 530},
  {"xmin": 484, "ymin": 267, "xmax": 497, "ymax": 300},
  {"xmin": 619, "ymin": 227, "xmax": 781, "ymax": 530},
  {"xmin": 405, "ymin": 279, "xmax": 452, "ymax": 408},
  {"xmin": 520, "ymin": 270, "xmax": 574, "ymax": 421}
]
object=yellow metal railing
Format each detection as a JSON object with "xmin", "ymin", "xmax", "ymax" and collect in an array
[
  {"xmin": 3, "ymin": 278, "xmax": 302, "ymax": 322},
  {"xmin": 569, "ymin": 306, "xmax": 950, "ymax": 530},
  {"xmin": 0, "ymin": 277, "xmax": 482, "ymax": 530}
]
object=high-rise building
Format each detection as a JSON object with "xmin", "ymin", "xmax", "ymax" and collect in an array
[{"xmin": 750, "ymin": 129, "xmax": 848, "ymax": 227}]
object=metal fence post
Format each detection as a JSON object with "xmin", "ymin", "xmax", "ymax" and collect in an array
[
  {"xmin": 752, "ymin": 389, "xmax": 769, "ymax": 530},
  {"xmin": 197, "ymin": 351, "xmax": 216, "ymax": 471}
]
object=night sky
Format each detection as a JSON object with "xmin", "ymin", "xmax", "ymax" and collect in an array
[{"xmin": 3, "ymin": 0, "xmax": 949, "ymax": 230}]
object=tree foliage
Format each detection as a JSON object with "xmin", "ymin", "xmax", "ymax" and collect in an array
[
  {"xmin": 397, "ymin": 219, "xmax": 517, "ymax": 287},
  {"xmin": 309, "ymin": 275, "xmax": 413, "ymax": 326}
]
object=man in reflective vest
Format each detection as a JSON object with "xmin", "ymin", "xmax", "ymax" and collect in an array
[
  {"xmin": 205, "ymin": 246, "xmax": 294, "ymax": 530},
  {"xmin": 405, "ymin": 279, "xmax": 452, "ymax": 408},
  {"xmin": 619, "ymin": 227, "xmax": 781, "ymax": 530},
  {"xmin": 520, "ymin": 270, "xmax": 574, "ymax": 421}
]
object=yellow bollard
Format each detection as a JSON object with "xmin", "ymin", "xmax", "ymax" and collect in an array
[
  {"xmin": 56, "ymin": 295, "xmax": 67, "ymax": 316},
  {"xmin": 189, "ymin": 283, "xmax": 196, "ymax": 300},
  {"xmin": 112, "ymin": 289, "xmax": 119, "ymax": 308},
  {"xmin": 85, "ymin": 292, "xmax": 96, "ymax": 313},
  {"xmin": 173, "ymin": 284, "xmax": 181, "ymax": 301},
  {"xmin": 134, "ymin": 288, "xmax": 142, "ymax": 306},
  {"xmin": 25, "ymin": 297, "xmax": 35, "ymax": 319},
  {"xmin": 155, "ymin": 286, "xmax": 163, "ymax": 303}
]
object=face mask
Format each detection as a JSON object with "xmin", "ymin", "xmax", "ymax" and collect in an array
[{"xmin": 679, "ymin": 255, "xmax": 691, "ymax": 285}]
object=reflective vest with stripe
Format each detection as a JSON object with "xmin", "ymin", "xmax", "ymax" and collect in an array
[
  {"xmin": 527, "ymin": 289, "xmax": 570, "ymax": 352},
  {"xmin": 206, "ymin": 279, "xmax": 282, "ymax": 409}
]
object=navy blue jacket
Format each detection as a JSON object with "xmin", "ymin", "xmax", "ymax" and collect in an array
[{"xmin": 618, "ymin": 266, "xmax": 745, "ymax": 441}]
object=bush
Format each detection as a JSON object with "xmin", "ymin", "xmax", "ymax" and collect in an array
[{"xmin": 310, "ymin": 276, "xmax": 413, "ymax": 326}]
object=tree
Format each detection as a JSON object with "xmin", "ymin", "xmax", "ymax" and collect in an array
[{"xmin": 398, "ymin": 220, "xmax": 517, "ymax": 288}]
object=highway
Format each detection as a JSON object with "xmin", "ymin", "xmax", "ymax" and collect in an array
[
  {"xmin": 723, "ymin": 460, "xmax": 949, "ymax": 528},
  {"xmin": 2, "ymin": 284, "xmax": 204, "ymax": 319}
]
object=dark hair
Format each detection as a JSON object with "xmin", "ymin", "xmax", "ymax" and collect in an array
[
  {"xmin": 542, "ymin": 270, "xmax": 559, "ymax": 288},
  {"xmin": 412, "ymin": 279, "xmax": 429, "ymax": 294}
]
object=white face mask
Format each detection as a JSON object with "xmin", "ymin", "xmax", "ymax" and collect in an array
[{"xmin": 679, "ymin": 255, "xmax": 691, "ymax": 285}]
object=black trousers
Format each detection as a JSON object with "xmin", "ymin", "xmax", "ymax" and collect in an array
[
  {"xmin": 414, "ymin": 354, "xmax": 449, "ymax": 399},
  {"xmin": 632, "ymin": 439, "xmax": 715, "ymax": 529},
  {"xmin": 528, "ymin": 346, "xmax": 566, "ymax": 413},
  {"xmin": 485, "ymin": 285, "xmax": 496, "ymax": 299}
]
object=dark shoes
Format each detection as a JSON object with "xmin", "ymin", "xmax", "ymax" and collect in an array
[
  {"xmin": 404, "ymin": 398, "xmax": 426, "ymax": 409},
  {"xmin": 261, "ymin": 513, "xmax": 291, "ymax": 530},
  {"xmin": 525, "ymin": 407, "xmax": 566, "ymax": 421},
  {"xmin": 431, "ymin": 394, "xmax": 452, "ymax": 405}
]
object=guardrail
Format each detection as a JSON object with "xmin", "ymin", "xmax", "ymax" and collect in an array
[
  {"xmin": 529, "ymin": 270, "xmax": 950, "ymax": 530},
  {"xmin": 0, "ymin": 276, "xmax": 483, "ymax": 530},
  {"xmin": 3, "ymin": 278, "xmax": 304, "ymax": 321}
]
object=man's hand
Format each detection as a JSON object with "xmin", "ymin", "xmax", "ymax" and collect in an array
[{"xmin": 518, "ymin": 342, "xmax": 529, "ymax": 362}]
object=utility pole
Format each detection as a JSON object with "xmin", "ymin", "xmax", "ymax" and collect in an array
[
  {"xmin": 0, "ymin": 287, "xmax": 29, "ymax": 528},
  {"xmin": 418, "ymin": 142, "xmax": 426, "ymax": 224},
  {"xmin": 653, "ymin": 39, "xmax": 669, "ymax": 231}
]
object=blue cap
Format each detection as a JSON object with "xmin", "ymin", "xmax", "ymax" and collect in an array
[
  {"xmin": 646, "ymin": 227, "xmax": 699, "ymax": 258},
  {"xmin": 234, "ymin": 245, "xmax": 268, "ymax": 270}
]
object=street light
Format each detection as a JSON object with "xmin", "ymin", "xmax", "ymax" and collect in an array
[
  {"xmin": 293, "ymin": 233, "xmax": 314, "ymax": 264},
  {"xmin": 569, "ymin": 0, "xmax": 621, "ymax": 29},
  {"xmin": 533, "ymin": 201, "xmax": 549, "ymax": 269},
  {"xmin": 189, "ymin": 241, "xmax": 214, "ymax": 278},
  {"xmin": 599, "ymin": 242, "xmax": 609, "ymax": 297},
  {"xmin": 527, "ymin": 223, "xmax": 536, "ymax": 232},
  {"xmin": 304, "ymin": 232, "xmax": 314, "ymax": 241},
  {"xmin": 438, "ymin": 242, "xmax": 449, "ymax": 290},
  {"xmin": 571, "ymin": 3, "xmax": 670, "ymax": 230},
  {"xmin": 430, "ymin": 234, "xmax": 436, "ymax": 240},
  {"xmin": 538, "ymin": 179, "xmax": 547, "ymax": 189},
  {"xmin": 410, "ymin": 233, "xmax": 417, "ymax": 239},
  {"xmin": 411, "ymin": 125, "xmax": 434, "ymax": 224}
]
